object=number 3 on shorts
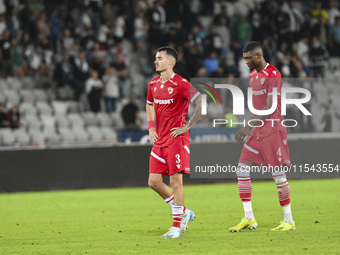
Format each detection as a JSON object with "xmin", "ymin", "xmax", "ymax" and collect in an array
[{"xmin": 175, "ymin": 154, "xmax": 181, "ymax": 163}]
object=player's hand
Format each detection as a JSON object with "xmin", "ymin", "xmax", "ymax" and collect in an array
[
  {"xmin": 149, "ymin": 127, "xmax": 158, "ymax": 143},
  {"xmin": 235, "ymin": 125, "xmax": 251, "ymax": 142},
  {"xmin": 170, "ymin": 125, "xmax": 189, "ymax": 138}
]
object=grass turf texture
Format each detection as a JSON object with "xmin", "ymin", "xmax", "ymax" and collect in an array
[{"xmin": 0, "ymin": 179, "xmax": 339, "ymax": 255}]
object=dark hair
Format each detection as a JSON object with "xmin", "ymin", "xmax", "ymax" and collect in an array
[
  {"xmin": 243, "ymin": 41, "xmax": 262, "ymax": 53},
  {"xmin": 157, "ymin": 46, "xmax": 178, "ymax": 62}
]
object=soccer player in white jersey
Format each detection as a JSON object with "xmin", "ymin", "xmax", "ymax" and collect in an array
[{"xmin": 146, "ymin": 47, "xmax": 202, "ymax": 238}]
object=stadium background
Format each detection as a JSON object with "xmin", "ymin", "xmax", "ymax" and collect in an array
[{"xmin": 0, "ymin": 0, "xmax": 339, "ymax": 254}]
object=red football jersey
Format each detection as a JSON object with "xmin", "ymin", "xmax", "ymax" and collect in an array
[
  {"xmin": 248, "ymin": 63, "xmax": 287, "ymax": 137},
  {"xmin": 147, "ymin": 73, "xmax": 200, "ymax": 147}
]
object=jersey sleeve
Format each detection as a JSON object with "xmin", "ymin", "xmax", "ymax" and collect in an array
[
  {"xmin": 147, "ymin": 83, "xmax": 154, "ymax": 104},
  {"xmin": 267, "ymin": 69, "xmax": 282, "ymax": 96},
  {"xmin": 178, "ymin": 78, "xmax": 200, "ymax": 103}
]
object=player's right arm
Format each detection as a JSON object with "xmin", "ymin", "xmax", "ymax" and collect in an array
[
  {"xmin": 146, "ymin": 102, "xmax": 158, "ymax": 143},
  {"xmin": 146, "ymin": 80, "xmax": 158, "ymax": 143}
]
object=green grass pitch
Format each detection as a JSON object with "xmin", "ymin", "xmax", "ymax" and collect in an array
[{"xmin": 0, "ymin": 179, "xmax": 339, "ymax": 254}]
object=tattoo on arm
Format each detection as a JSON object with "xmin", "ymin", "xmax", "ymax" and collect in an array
[{"xmin": 188, "ymin": 95, "xmax": 202, "ymax": 129}]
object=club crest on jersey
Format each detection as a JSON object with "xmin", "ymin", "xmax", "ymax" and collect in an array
[
  {"xmin": 168, "ymin": 87, "xmax": 173, "ymax": 94},
  {"xmin": 160, "ymin": 84, "xmax": 164, "ymax": 89},
  {"xmin": 283, "ymin": 139, "xmax": 287, "ymax": 145},
  {"xmin": 154, "ymin": 87, "xmax": 157, "ymax": 92},
  {"xmin": 256, "ymin": 75, "xmax": 258, "ymax": 79},
  {"xmin": 251, "ymin": 78, "xmax": 253, "ymax": 83},
  {"xmin": 261, "ymin": 78, "xmax": 265, "ymax": 84}
]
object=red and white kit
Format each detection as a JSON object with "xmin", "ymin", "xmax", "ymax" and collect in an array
[
  {"xmin": 147, "ymin": 73, "xmax": 200, "ymax": 175},
  {"xmin": 239, "ymin": 63, "xmax": 291, "ymax": 167}
]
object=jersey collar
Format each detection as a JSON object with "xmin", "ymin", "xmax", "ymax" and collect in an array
[
  {"xmin": 256, "ymin": 63, "xmax": 269, "ymax": 74},
  {"xmin": 160, "ymin": 72, "xmax": 175, "ymax": 84}
]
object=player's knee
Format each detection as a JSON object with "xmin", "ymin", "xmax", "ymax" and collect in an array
[
  {"xmin": 169, "ymin": 179, "xmax": 181, "ymax": 191},
  {"xmin": 148, "ymin": 177, "xmax": 160, "ymax": 190}
]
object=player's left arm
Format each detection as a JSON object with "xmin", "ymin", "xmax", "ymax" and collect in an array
[
  {"xmin": 170, "ymin": 94, "xmax": 202, "ymax": 138},
  {"xmin": 235, "ymin": 94, "xmax": 274, "ymax": 142}
]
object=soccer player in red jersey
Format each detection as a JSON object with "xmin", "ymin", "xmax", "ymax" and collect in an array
[
  {"xmin": 229, "ymin": 42, "xmax": 295, "ymax": 232},
  {"xmin": 146, "ymin": 47, "xmax": 202, "ymax": 238}
]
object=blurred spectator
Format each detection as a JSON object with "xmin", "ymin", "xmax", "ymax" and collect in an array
[
  {"xmin": 7, "ymin": 105, "xmax": 20, "ymax": 129},
  {"xmin": 27, "ymin": 0, "xmax": 43, "ymax": 43},
  {"xmin": 0, "ymin": 103, "xmax": 10, "ymax": 128},
  {"xmin": 291, "ymin": 42, "xmax": 306, "ymax": 78},
  {"xmin": 233, "ymin": 12, "xmax": 252, "ymax": 46},
  {"xmin": 21, "ymin": 32, "xmax": 33, "ymax": 76},
  {"xmin": 0, "ymin": 30, "xmax": 13, "ymax": 77},
  {"xmin": 73, "ymin": 51, "xmax": 90, "ymax": 100},
  {"xmin": 203, "ymin": 51, "xmax": 219, "ymax": 77},
  {"xmin": 297, "ymin": 36, "xmax": 310, "ymax": 74},
  {"xmin": 274, "ymin": 3, "xmax": 291, "ymax": 45},
  {"xmin": 249, "ymin": 0, "xmax": 263, "ymax": 42},
  {"xmin": 321, "ymin": 107, "xmax": 332, "ymax": 132},
  {"xmin": 39, "ymin": 37, "xmax": 53, "ymax": 77},
  {"xmin": 113, "ymin": 11, "xmax": 128, "ymax": 44},
  {"xmin": 92, "ymin": 54, "xmax": 108, "ymax": 79},
  {"xmin": 174, "ymin": 21, "xmax": 187, "ymax": 46},
  {"xmin": 157, "ymin": 0, "xmax": 166, "ymax": 30},
  {"xmin": 98, "ymin": 20, "xmax": 112, "ymax": 49},
  {"xmin": 328, "ymin": 1, "xmax": 340, "ymax": 26},
  {"xmin": 81, "ymin": 7, "xmax": 93, "ymax": 33},
  {"xmin": 0, "ymin": 15, "xmax": 6, "ymax": 37},
  {"xmin": 102, "ymin": 2, "xmax": 114, "ymax": 23},
  {"xmin": 213, "ymin": 17, "xmax": 231, "ymax": 59},
  {"xmin": 134, "ymin": 11, "xmax": 148, "ymax": 50},
  {"xmin": 262, "ymin": 38, "xmax": 273, "ymax": 63},
  {"xmin": 315, "ymin": 14, "xmax": 328, "ymax": 45},
  {"xmin": 329, "ymin": 16, "xmax": 340, "ymax": 56},
  {"xmin": 136, "ymin": 0, "xmax": 149, "ymax": 13},
  {"xmin": 196, "ymin": 66, "xmax": 208, "ymax": 78},
  {"xmin": 103, "ymin": 67, "xmax": 120, "ymax": 112},
  {"xmin": 86, "ymin": 70, "xmax": 103, "ymax": 113},
  {"xmin": 147, "ymin": 0, "xmax": 162, "ymax": 47},
  {"xmin": 0, "ymin": 0, "xmax": 6, "ymax": 15},
  {"xmin": 53, "ymin": 54, "xmax": 75, "ymax": 100},
  {"xmin": 111, "ymin": 54, "xmax": 129, "ymax": 97},
  {"xmin": 6, "ymin": 9, "xmax": 20, "ymax": 38},
  {"xmin": 64, "ymin": 7, "xmax": 80, "ymax": 36},
  {"xmin": 204, "ymin": 25, "xmax": 223, "ymax": 56},
  {"xmin": 276, "ymin": 42, "xmax": 292, "ymax": 77},
  {"xmin": 213, "ymin": 5, "xmax": 231, "ymax": 29},
  {"xmin": 37, "ymin": 13, "xmax": 51, "ymax": 42},
  {"xmin": 84, "ymin": 0, "xmax": 102, "ymax": 31},
  {"xmin": 62, "ymin": 28, "xmax": 77, "ymax": 57},
  {"xmin": 175, "ymin": 50, "xmax": 188, "ymax": 79},
  {"xmin": 12, "ymin": 38, "xmax": 24, "ymax": 77},
  {"xmin": 310, "ymin": 36, "xmax": 328, "ymax": 79},
  {"xmin": 312, "ymin": 2, "xmax": 329, "ymax": 24},
  {"xmin": 121, "ymin": 95, "xmax": 142, "ymax": 131},
  {"xmin": 80, "ymin": 28, "xmax": 96, "ymax": 52},
  {"xmin": 287, "ymin": 1, "xmax": 304, "ymax": 42},
  {"xmin": 48, "ymin": 10, "xmax": 60, "ymax": 53},
  {"xmin": 301, "ymin": 11, "xmax": 318, "ymax": 38}
]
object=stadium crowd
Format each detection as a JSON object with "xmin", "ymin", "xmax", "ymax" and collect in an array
[{"xmin": 0, "ymin": 0, "xmax": 339, "ymax": 133}]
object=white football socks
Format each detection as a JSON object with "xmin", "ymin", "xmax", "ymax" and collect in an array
[
  {"xmin": 283, "ymin": 204, "xmax": 294, "ymax": 224},
  {"xmin": 243, "ymin": 201, "xmax": 255, "ymax": 220},
  {"xmin": 164, "ymin": 194, "xmax": 175, "ymax": 206}
]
